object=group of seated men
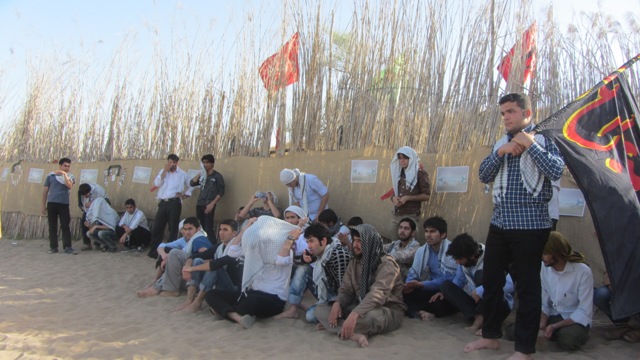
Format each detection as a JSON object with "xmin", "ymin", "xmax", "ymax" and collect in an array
[{"xmin": 126, "ymin": 194, "xmax": 621, "ymax": 351}]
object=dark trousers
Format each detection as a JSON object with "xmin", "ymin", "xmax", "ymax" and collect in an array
[
  {"xmin": 47, "ymin": 202, "xmax": 72, "ymax": 250},
  {"xmin": 482, "ymin": 225, "xmax": 550, "ymax": 355},
  {"xmin": 196, "ymin": 204, "xmax": 217, "ymax": 245},
  {"xmin": 116, "ymin": 226, "xmax": 152, "ymax": 248},
  {"xmin": 439, "ymin": 270, "xmax": 499, "ymax": 323},
  {"xmin": 148, "ymin": 199, "xmax": 181, "ymax": 258},
  {"xmin": 81, "ymin": 211, "xmax": 91, "ymax": 245},
  {"xmin": 403, "ymin": 287, "xmax": 458, "ymax": 318},
  {"xmin": 205, "ymin": 289, "xmax": 285, "ymax": 319}
]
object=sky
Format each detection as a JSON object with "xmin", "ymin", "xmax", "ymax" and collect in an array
[{"xmin": 0, "ymin": 0, "xmax": 638, "ymax": 128}]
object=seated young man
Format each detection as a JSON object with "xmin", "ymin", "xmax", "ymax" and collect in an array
[
  {"xmin": 403, "ymin": 216, "xmax": 458, "ymax": 320},
  {"xmin": 237, "ymin": 191, "xmax": 282, "ymax": 220},
  {"xmin": 594, "ymin": 271, "xmax": 640, "ymax": 342},
  {"xmin": 175, "ymin": 219, "xmax": 242, "ymax": 312},
  {"xmin": 78, "ymin": 182, "xmax": 109, "ymax": 251},
  {"xmin": 116, "ymin": 198, "xmax": 151, "ymax": 252},
  {"xmin": 315, "ymin": 224, "xmax": 406, "ymax": 348},
  {"xmin": 433, "ymin": 233, "xmax": 514, "ymax": 333},
  {"xmin": 136, "ymin": 217, "xmax": 212, "ymax": 298},
  {"xmin": 317, "ymin": 208, "xmax": 351, "ymax": 245},
  {"xmin": 205, "ymin": 216, "xmax": 299, "ymax": 329},
  {"xmin": 275, "ymin": 222, "xmax": 351, "ymax": 322},
  {"xmin": 384, "ymin": 217, "xmax": 420, "ymax": 280},
  {"xmin": 538, "ymin": 232, "xmax": 593, "ymax": 351},
  {"xmin": 84, "ymin": 197, "xmax": 119, "ymax": 252}
]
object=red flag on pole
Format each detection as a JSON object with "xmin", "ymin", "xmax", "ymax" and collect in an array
[
  {"xmin": 259, "ymin": 32, "xmax": 300, "ymax": 92},
  {"xmin": 497, "ymin": 23, "xmax": 536, "ymax": 84}
]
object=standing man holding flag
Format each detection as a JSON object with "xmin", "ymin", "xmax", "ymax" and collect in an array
[{"xmin": 464, "ymin": 93, "xmax": 564, "ymax": 360}]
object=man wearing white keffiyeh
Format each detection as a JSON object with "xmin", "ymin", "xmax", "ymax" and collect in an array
[
  {"xmin": 389, "ymin": 146, "xmax": 431, "ymax": 241},
  {"xmin": 403, "ymin": 216, "xmax": 458, "ymax": 321},
  {"xmin": 315, "ymin": 224, "xmax": 406, "ymax": 348},
  {"xmin": 465, "ymin": 93, "xmax": 564, "ymax": 360},
  {"xmin": 280, "ymin": 168, "xmax": 329, "ymax": 221}
]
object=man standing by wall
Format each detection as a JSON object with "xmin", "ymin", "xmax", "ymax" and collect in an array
[
  {"xmin": 279, "ymin": 168, "xmax": 329, "ymax": 222},
  {"xmin": 465, "ymin": 93, "xmax": 564, "ymax": 360},
  {"xmin": 148, "ymin": 154, "xmax": 192, "ymax": 258},
  {"xmin": 190, "ymin": 154, "xmax": 224, "ymax": 244},
  {"xmin": 42, "ymin": 158, "xmax": 76, "ymax": 255},
  {"xmin": 389, "ymin": 146, "xmax": 430, "ymax": 239}
]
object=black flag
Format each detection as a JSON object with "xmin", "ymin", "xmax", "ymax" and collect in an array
[{"xmin": 535, "ymin": 54, "xmax": 640, "ymax": 319}]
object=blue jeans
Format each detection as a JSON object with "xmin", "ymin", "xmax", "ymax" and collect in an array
[
  {"xmin": 594, "ymin": 285, "xmax": 629, "ymax": 324},
  {"xmin": 188, "ymin": 258, "xmax": 236, "ymax": 292},
  {"xmin": 305, "ymin": 289, "xmax": 337, "ymax": 323},
  {"xmin": 288, "ymin": 264, "xmax": 313, "ymax": 305}
]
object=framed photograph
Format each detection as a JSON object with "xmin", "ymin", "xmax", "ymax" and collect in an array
[
  {"xmin": 132, "ymin": 166, "xmax": 152, "ymax": 184},
  {"xmin": 28, "ymin": 168, "xmax": 44, "ymax": 183},
  {"xmin": 80, "ymin": 169, "xmax": 99, "ymax": 184},
  {"xmin": 435, "ymin": 166, "xmax": 469, "ymax": 193},
  {"xmin": 351, "ymin": 160, "xmax": 378, "ymax": 183},
  {"xmin": 559, "ymin": 188, "xmax": 586, "ymax": 217}
]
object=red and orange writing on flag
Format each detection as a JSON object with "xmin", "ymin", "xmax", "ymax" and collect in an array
[
  {"xmin": 497, "ymin": 23, "xmax": 536, "ymax": 84},
  {"xmin": 259, "ymin": 32, "xmax": 300, "ymax": 93}
]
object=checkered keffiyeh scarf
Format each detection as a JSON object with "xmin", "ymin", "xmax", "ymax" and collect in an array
[
  {"xmin": 409, "ymin": 239, "xmax": 457, "ymax": 281},
  {"xmin": 240, "ymin": 215, "xmax": 298, "ymax": 293},
  {"xmin": 492, "ymin": 133, "xmax": 547, "ymax": 202},
  {"xmin": 354, "ymin": 224, "xmax": 384, "ymax": 301},
  {"xmin": 312, "ymin": 241, "xmax": 350, "ymax": 303},
  {"xmin": 391, "ymin": 146, "xmax": 419, "ymax": 196}
]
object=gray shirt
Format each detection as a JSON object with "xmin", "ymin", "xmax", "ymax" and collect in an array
[{"xmin": 44, "ymin": 172, "xmax": 74, "ymax": 205}]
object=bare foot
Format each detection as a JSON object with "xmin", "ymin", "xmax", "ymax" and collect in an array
[
  {"xmin": 351, "ymin": 333, "xmax": 369, "ymax": 348},
  {"xmin": 475, "ymin": 329, "xmax": 482, "ymax": 336},
  {"xmin": 463, "ymin": 338, "xmax": 500, "ymax": 353},
  {"xmin": 274, "ymin": 306, "xmax": 300, "ymax": 320},
  {"xmin": 181, "ymin": 302, "xmax": 203, "ymax": 313},
  {"xmin": 418, "ymin": 311, "xmax": 435, "ymax": 321},
  {"xmin": 137, "ymin": 287, "xmax": 160, "ymax": 298},
  {"xmin": 316, "ymin": 323, "xmax": 326, "ymax": 331},
  {"xmin": 506, "ymin": 351, "xmax": 533, "ymax": 360},
  {"xmin": 159, "ymin": 290, "xmax": 179, "ymax": 297},
  {"xmin": 174, "ymin": 301, "xmax": 193, "ymax": 311}
]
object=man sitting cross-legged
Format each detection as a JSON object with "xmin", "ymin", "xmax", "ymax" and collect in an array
[
  {"xmin": 175, "ymin": 219, "xmax": 244, "ymax": 312},
  {"xmin": 315, "ymin": 224, "xmax": 406, "ymax": 348},
  {"xmin": 85, "ymin": 197, "xmax": 120, "ymax": 253},
  {"xmin": 431, "ymin": 233, "xmax": 514, "ymax": 333},
  {"xmin": 274, "ymin": 222, "xmax": 351, "ymax": 322},
  {"xmin": 136, "ymin": 217, "xmax": 212, "ymax": 298},
  {"xmin": 384, "ymin": 217, "xmax": 420, "ymax": 281},
  {"xmin": 205, "ymin": 216, "xmax": 299, "ymax": 329},
  {"xmin": 402, "ymin": 216, "xmax": 458, "ymax": 321}
]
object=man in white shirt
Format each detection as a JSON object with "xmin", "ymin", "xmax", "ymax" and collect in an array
[
  {"xmin": 538, "ymin": 231, "xmax": 593, "ymax": 351},
  {"xmin": 78, "ymin": 182, "xmax": 109, "ymax": 251},
  {"xmin": 116, "ymin": 198, "xmax": 151, "ymax": 251},
  {"xmin": 148, "ymin": 154, "xmax": 193, "ymax": 258}
]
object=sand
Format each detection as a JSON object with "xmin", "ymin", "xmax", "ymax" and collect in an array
[{"xmin": 0, "ymin": 239, "xmax": 639, "ymax": 360}]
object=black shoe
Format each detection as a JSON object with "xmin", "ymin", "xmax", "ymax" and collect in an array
[
  {"xmin": 64, "ymin": 247, "xmax": 78, "ymax": 255},
  {"xmin": 48, "ymin": 248, "xmax": 59, "ymax": 254}
]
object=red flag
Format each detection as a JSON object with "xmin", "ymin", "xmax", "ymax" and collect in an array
[
  {"xmin": 259, "ymin": 32, "xmax": 300, "ymax": 92},
  {"xmin": 497, "ymin": 23, "xmax": 536, "ymax": 84}
]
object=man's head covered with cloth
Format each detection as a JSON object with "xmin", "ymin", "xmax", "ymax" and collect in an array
[
  {"xmin": 350, "ymin": 224, "xmax": 385, "ymax": 301},
  {"xmin": 543, "ymin": 231, "xmax": 586, "ymax": 264}
]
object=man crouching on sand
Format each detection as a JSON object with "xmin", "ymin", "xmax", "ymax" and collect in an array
[{"xmin": 315, "ymin": 224, "xmax": 406, "ymax": 347}]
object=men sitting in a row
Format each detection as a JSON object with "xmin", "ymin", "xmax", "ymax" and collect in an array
[
  {"xmin": 315, "ymin": 224, "xmax": 406, "ymax": 348},
  {"xmin": 116, "ymin": 198, "xmax": 151, "ymax": 252},
  {"xmin": 384, "ymin": 217, "xmax": 420, "ymax": 280},
  {"xmin": 237, "ymin": 191, "xmax": 282, "ymax": 220},
  {"xmin": 403, "ymin": 216, "xmax": 458, "ymax": 321},
  {"xmin": 136, "ymin": 217, "xmax": 212, "ymax": 297}
]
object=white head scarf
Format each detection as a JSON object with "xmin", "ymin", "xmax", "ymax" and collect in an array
[{"xmin": 391, "ymin": 146, "xmax": 419, "ymax": 196}]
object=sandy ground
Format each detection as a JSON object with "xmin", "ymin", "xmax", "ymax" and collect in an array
[{"xmin": 0, "ymin": 239, "xmax": 639, "ymax": 360}]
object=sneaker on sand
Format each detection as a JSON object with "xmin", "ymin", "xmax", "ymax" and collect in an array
[
  {"xmin": 48, "ymin": 248, "xmax": 59, "ymax": 254},
  {"xmin": 64, "ymin": 247, "xmax": 78, "ymax": 255}
]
